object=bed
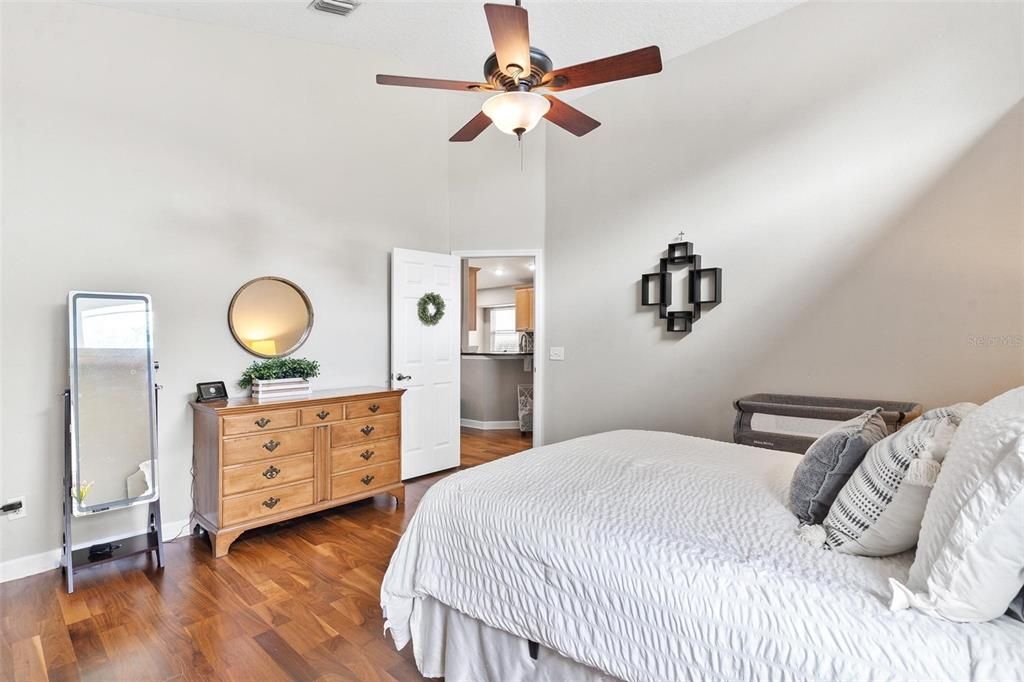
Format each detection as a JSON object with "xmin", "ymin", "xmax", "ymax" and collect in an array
[{"xmin": 381, "ymin": 430, "xmax": 1024, "ymax": 681}]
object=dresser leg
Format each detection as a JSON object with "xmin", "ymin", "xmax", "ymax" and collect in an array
[
  {"xmin": 210, "ymin": 529, "xmax": 243, "ymax": 558},
  {"xmin": 391, "ymin": 486, "xmax": 405, "ymax": 506}
]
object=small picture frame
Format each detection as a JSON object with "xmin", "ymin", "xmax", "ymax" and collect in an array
[{"xmin": 196, "ymin": 381, "xmax": 228, "ymax": 403}]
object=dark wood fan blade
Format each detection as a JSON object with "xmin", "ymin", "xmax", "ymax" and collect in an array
[
  {"xmin": 543, "ymin": 46, "xmax": 662, "ymax": 91},
  {"xmin": 376, "ymin": 74, "xmax": 491, "ymax": 92},
  {"xmin": 543, "ymin": 96, "xmax": 601, "ymax": 137},
  {"xmin": 484, "ymin": 3, "xmax": 531, "ymax": 78},
  {"xmin": 450, "ymin": 111, "xmax": 492, "ymax": 142}
]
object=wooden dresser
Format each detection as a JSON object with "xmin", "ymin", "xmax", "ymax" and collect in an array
[{"xmin": 190, "ymin": 387, "xmax": 405, "ymax": 557}]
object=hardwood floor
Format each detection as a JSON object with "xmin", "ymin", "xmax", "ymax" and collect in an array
[{"xmin": 0, "ymin": 429, "xmax": 532, "ymax": 682}]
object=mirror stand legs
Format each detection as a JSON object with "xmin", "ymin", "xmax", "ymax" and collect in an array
[{"xmin": 149, "ymin": 501, "xmax": 166, "ymax": 569}]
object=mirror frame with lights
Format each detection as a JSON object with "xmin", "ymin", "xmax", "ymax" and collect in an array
[{"xmin": 227, "ymin": 276, "xmax": 315, "ymax": 358}]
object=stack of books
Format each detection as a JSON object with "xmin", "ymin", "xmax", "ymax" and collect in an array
[{"xmin": 251, "ymin": 378, "xmax": 312, "ymax": 402}]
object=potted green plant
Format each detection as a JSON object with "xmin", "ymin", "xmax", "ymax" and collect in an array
[{"xmin": 239, "ymin": 357, "xmax": 320, "ymax": 400}]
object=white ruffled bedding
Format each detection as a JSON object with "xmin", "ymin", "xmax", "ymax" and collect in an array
[{"xmin": 381, "ymin": 430, "xmax": 1024, "ymax": 681}]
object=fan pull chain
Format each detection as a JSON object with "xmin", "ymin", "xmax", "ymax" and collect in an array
[{"xmin": 518, "ymin": 134, "xmax": 524, "ymax": 172}]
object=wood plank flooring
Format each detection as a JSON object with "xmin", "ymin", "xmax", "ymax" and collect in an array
[{"xmin": 0, "ymin": 428, "xmax": 532, "ymax": 682}]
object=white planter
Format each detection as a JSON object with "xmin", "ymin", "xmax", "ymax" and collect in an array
[{"xmin": 251, "ymin": 377, "xmax": 312, "ymax": 402}]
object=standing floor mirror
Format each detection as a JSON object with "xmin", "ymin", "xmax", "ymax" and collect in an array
[{"xmin": 64, "ymin": 291, "xmax": 165, "ymax": 592}]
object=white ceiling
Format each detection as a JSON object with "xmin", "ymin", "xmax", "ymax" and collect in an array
[
  {"xmin": 469, "ymin": 256, "xmax": 535, "ymax": 289},
  {"xmin": 89, "ymin": 1, "xmax": 799, "ymax": 88}
]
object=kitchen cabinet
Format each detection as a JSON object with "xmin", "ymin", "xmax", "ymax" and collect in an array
[
  {"xmin": 515, "ymin": 286, "xmax": 535, "ymax": 331},
  {"xmin": 467, "ymin": 266, "xmax": 480, "ymax": 331}
]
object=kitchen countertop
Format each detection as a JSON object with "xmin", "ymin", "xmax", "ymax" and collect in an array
[{"xmin": 461, "ymin": 352, "xmax": 533, "ymax": 358}]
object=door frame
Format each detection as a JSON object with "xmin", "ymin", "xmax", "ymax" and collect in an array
[{"xmin": 452, "ymin": 248, "xmax": 545, "ymax": 447}]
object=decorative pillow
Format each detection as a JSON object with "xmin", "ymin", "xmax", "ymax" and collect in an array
[
  {"xmin": 788, "ymin": 408, "xmax": 888, "ymax": 525},
  {"xmin": 1007, "ymin": 588, "xmax": 1024, "ymax": 623},
  {"xmin": 800, "ymin": 416, "xmax": 957, "ymax": 556},
  {"xmin": 890, "ymin": 386, "xmax": 1024, "ymax": 622},
  {"xmin": 921, "ymin": 402, "xmax": 978, "ymax": 426}
]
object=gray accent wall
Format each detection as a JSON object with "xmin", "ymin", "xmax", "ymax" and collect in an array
[{"xmin": 461, "ymin": 357, "xmax": 532, "ymax": 423}]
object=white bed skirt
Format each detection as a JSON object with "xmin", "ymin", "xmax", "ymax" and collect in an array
[{"xmin": 408, "ymin": 596, "xmax": 619, "ymax": 682}]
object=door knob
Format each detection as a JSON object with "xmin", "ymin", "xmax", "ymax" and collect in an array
[{"xmin": 395, "ymin": 373, "xmax": 413, "ymax": 381}]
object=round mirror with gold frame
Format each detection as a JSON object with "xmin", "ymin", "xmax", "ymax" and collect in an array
[{"xmin": 228, "ymin": 277, "xmax": 314, "ymax": 358}]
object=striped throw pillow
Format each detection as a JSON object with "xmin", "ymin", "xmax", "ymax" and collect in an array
[{"xmin": 798, "ymin": 416, "xmax": 957, "ymax": 556}]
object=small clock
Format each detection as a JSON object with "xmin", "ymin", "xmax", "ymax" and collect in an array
[{"xmin": 196, "ymin": 381, "xmax": 228, "ymax": 403}]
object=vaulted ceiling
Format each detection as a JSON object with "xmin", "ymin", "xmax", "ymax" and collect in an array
[{"xmin": 89, "ymin": 1, "xmax": 799, "ymax": 84}]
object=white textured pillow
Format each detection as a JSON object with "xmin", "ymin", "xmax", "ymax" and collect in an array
[
  {"xmin": 890, "ymin": 386, "xmax": 1024, "ymax": 622},
  {"xmin": 921, "ymin": 402, "xmax": 978, "ymax": 426},
  {"xmin": 798, "ymin": 417, "xmax": 957, "ymax": 556}
]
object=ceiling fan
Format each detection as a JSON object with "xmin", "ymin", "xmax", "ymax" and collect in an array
[{"xmin": 375, "ymin": 1, "xmax": 663, "ymax": 142}]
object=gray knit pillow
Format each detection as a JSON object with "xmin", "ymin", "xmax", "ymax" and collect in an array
[{"xmin": 788, "ymin": 408, "xmax": 889, "ymax": 525}]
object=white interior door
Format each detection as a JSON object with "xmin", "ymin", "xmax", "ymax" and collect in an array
[{"xmin": 391, "ymin": 248, "xmax": 461, "ymax": 479}]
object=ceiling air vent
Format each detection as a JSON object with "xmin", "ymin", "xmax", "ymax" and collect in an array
[{"xmin": 309, "ymin": 0, "xmax": 359, "ymax": 17}]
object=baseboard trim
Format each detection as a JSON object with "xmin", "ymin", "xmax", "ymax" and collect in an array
[
  {"xmin": 461, "ymin": 418, "xmax": 521, "ymax": 431},
  {"xmin": 0, "ymin": 517, "xmax": 190, "ymax": 584}
]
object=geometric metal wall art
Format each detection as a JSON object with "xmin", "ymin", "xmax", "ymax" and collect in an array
[{"xmin": 641, "ymin": 240, "xmax": 722, "ymax": 333}]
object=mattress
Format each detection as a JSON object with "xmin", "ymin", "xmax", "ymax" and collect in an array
[{"xmin": 381, "ymin": 430, "xmax": 1024, "ymax": 681}]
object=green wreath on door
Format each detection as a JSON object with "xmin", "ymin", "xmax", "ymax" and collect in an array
[{"xmin": 417, "ymin": 292, "xmax": 446, "ymax": 326}]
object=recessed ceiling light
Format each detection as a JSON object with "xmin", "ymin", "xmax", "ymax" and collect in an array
[{"xmin": 495, "ymin": 267, "xmax": 505, "ymax": 275}]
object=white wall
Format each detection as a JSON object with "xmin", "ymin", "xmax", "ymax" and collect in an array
[
  {"xmin": 448, "ymin": 97, "xmax": 546, "ymax": 252},
  {"xmin": 0, "ymin": 2, "xmax": 450, "ymax": 573},
  {"xmin": 544, "ymin": 1, "xmax": 1024, "ymax": 444}
]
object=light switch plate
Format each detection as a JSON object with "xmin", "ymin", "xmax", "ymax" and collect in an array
[
  {"xmin": 549, "ymin": 346, "xmax": 565, "ymax": 361},
  {"xmin": 5, "ymin": 497, "xmax": 26, "ymax": 521}
]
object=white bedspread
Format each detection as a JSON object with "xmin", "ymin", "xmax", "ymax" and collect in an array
[{"xmin": 381, "ymin": 430, "xmax": 1024, "ymax": 681}]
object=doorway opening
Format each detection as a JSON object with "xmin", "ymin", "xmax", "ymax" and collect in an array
[{"xmin": 454, "ymin": 250, "xmax": 544, "ymax": 463}]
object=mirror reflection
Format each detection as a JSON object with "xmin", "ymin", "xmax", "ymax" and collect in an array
[
  {"xmin": 69, "ymin": 293, "xmax": 158, "ymax": 515},
  {"xmin": 228, "ymin": 277, "xmax": 313, "ymax": 358}
]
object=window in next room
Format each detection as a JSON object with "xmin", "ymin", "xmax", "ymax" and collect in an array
[{"xmin": 490, "ymin": 306, "xmax": 518, "ymax": 352}]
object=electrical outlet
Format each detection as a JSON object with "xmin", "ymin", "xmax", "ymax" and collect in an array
[
  {"xmin": 5, "ymin": 496, "xmax": 26, "ymax": 521},
  {"xmin": 549, "ymin": 346, "xmax": 565, "ymax": 361}
]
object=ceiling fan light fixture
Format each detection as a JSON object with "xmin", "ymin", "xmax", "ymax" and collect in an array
[{"xmin": 481, "ymin": 91, "xmax": 550, "ymax": 137}]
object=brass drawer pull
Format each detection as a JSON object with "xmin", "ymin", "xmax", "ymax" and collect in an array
[
  {"xmin": 316, "ymin": 410, "xmax": 330, "ymax": 420},
  {"xmin": 262, "ymin": 496, "xmax": 280, "ymax": 509},
  {"xmin": 360, "ymin": 474, "xmax": 375, "ymax": 486},
  {"xmin": 254, "ymin": 417, "xmax": 271, "ymax": 428},
  {"xmin": 263, "ymin": 439, "xmax": 280, "ymax": 452},
  {"xmin": 368, "ymin": 404, "xmax": 380, "ymax": 413},
  {"xmin": 360, "ymin": 449, "xmax": 374, "ymax": 461},
  {"xmin": 262, "ymin": 465, "xmax": 280, "ymax": 479},
  {"xmin": 360, "ymin": 425, "xmax": 375, "ymax": 436}
]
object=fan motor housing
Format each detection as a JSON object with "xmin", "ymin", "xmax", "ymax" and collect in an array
[{"xmin": 484, "ymin": 47, "xmax": 553, "ymax": 90}]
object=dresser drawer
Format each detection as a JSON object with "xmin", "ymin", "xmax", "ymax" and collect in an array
[
  {"xmin": 223, "ymin": 428, "xmax": 315, "ymax": 466},
  {"xmin": 331, "ymin": 461, "xmax": 400, "ymax": 500},
  {"xmin": 222, "ymin": 481, "xmax": 314, "ymax": 526},
  {"xmin": 331, "ymin": 414, "xmax": 400, "ymax": 446},
  {"xmin": 345, "ymin": 396, "xmax": 401, "ymax": 420},
  {"xmin": 223, "ymin": 453, "xmax": 314, "ymax": 496},
  {"xmin": 331, "ymin": 438, "xmax": 399, "ymax": 474},
  {"xmin": 299, "ymin": 403, "xmax": 344, "ymax": 425},
  {"xmin": 222, "ymin": 409, "xmax": 297, "ymax": 436}
]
